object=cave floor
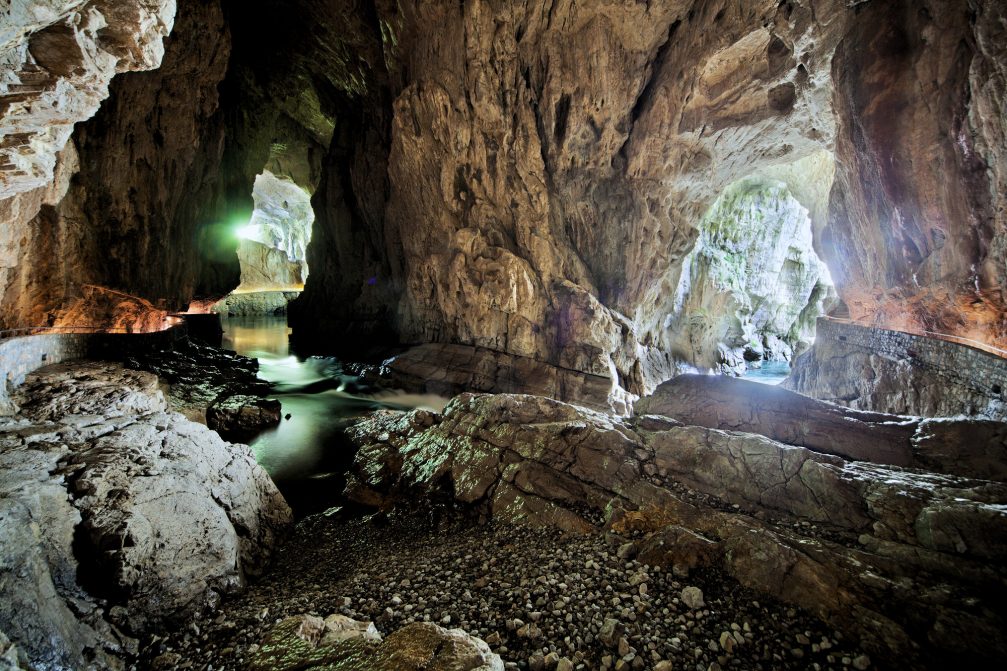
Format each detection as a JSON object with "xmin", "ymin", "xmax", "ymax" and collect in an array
[{"xmin": 138, "ymin": 510, "xmax": 875, "ymax": 671}]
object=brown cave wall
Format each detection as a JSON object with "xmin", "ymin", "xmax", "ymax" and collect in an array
[
  {"xmin": 295, "ymin": 0, "xmax": 1007, "ymax": 399},
  {"xmin": 0, "ymin": 0, "xmax": 238, "ymax": 327},
  {"xmin": 824, "ymin": 0, "xmax": 1007, "ymax": 348},
  {"xmin": 293, "ymin": 0, "xmax": 848, "ymax": 396}
]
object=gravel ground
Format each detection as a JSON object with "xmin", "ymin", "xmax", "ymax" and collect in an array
[{"xmin": 137, "ymin": 509, "xmax": 878, "ymax": 671}]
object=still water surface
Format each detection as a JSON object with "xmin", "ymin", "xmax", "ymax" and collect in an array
[{"xmin": 220, "ymin": 315, "xmax": 446, "ymax": 513}]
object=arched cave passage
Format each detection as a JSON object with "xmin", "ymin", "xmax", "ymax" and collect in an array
[{"xmin": 665, "ymin": 175, "xmax": 836, "ymax": 377}]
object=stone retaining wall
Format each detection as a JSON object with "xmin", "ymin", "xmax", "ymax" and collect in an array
[
  {"xmin": 0, "ymin": 325, "xmax": 187, "ymax": 414},
  {"xmin": 815, "ymin": 318, "xmax": 1007, "ymax": 399},
  {"xmin": 0, "ymin": 334, "xmax": 90, "ymax": 414},
  {"xmin": 785, "ymin": 318, "xmax": 1007, "ymax": 419}
]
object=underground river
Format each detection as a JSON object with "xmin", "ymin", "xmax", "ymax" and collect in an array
[{"xmin": 220, "ymin": 314, "xmax": 447, "ymax": 514}]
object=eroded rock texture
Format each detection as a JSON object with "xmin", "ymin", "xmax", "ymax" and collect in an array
[
  {"xmin": 296, "ymin": 0, "xmax": 846, "ymax": 403},
  {"xmin": 248, "ymin": 615, "xmax": 503, "ymax": 671},
  {"xmin": 0, "ymin": 0, "xmax": 175, "ymax": 198},
  {"xmin": 0, "ymin": 0, "xmax": 234, "ymax": 328},
  {"xmin": 292, "ymin": 0, "xmax": 1007, "ymax": 404},
  {"xmin": 0, "ymin": 362, "xmax": 291, "ymax": 669},
  {"xmin": 666, "ymin": 178, "xmax": 835, "ymax": 372},
  {"xmin": 824, "ymin": 0, "xmax": 1007, "ymax": 349},
  {"xmin": 344, "ymin": 392, "xmax": 1007, "ymax": 668}
]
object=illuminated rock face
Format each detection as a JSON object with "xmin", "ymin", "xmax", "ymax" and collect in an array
[
  {"xmin": 0, "ymin": 0, "xmax": 235, "ymax": 329},
  {"xmin": 667, "ymin": 179, "xmax": 834, "ymax": 373},
  {"xmin": 1, "ymin": 0, "xmax": 1005, "ymax": 407},
  {"xmin": 0, "ymin": 0, "xmax": 176, "ymax": 198},
  {"xmin": 294, "ymin": 0, "xmax": 1006, "ymax": 403},
  {"xmin": 234, "ymin": 171, "xmax": 313, "ymax": 291}
]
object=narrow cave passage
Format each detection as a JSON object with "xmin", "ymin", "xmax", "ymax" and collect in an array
[{"xmin": 234, "ymin": 170, "xmax": 315, "ymax": 292}]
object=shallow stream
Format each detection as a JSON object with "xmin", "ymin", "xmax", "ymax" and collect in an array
[
  {"xmin": 220, "ymin": 315, "xmax": 446, "ymax": 514},
  {"xmin": 740, "ymin": 360, "xmax": 791, "ymax": 385}
]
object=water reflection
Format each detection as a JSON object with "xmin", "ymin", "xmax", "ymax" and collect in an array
[{"xmin": 220, "ymin": 315, "xmax": 447, "ymax": 514}]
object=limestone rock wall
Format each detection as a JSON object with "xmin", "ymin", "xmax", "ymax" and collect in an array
[
  {"xmin": 785, "ymin": 317, "xmax": 1007, "ymax": 420},
  {"xmin": 824, "ymin": 0, "xmax": 1007, "ymax": 349},
  {"xmin": 0, "ymin": 0, "xmax": 237, "ymax": 328},
  {"xmin": 0, "ymin": 0, "xmax": 176, "ymax": 198},
  {"xmin": 666, "ymin": 179, "xmax": 834, "ymax": 372},
  {"xmin": 296, "ymin": 0, "xmax": 848, "ymax": 400}
]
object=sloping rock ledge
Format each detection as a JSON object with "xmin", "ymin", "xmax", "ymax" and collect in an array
[{"xmin": 343, "ymin": 392, "xmax": 1007, "ymax": 669}]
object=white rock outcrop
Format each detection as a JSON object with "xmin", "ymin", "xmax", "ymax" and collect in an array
[{"xmin": 0, "ymin": 361, "xmax": 291, "ymax": 670}]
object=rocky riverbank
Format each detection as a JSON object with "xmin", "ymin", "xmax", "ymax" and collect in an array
[{"xmin": 138, "ymin": 511, "xmax": 874, "ymax": 671}]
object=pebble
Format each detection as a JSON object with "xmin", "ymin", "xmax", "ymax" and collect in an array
[{"xmin": 135, "ymin": 511, "xmax": 879, "ymax": 671}]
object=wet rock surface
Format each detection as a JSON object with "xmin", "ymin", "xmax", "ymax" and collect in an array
[
  {"xmin": 139, "ymin": 512, "xmax": 876, "ymax": 671},
  {"xmin": 0, "ymin": 361, "xmax": 291, "ymax": 670},
  {"xmin": 207, "ymin": 394, "xmax": 282, "ymax": 443},
  {"xmin": 338, "ymin": 393, "xmax": 1007, "ymax": 669},
  {"xmin": 123, "ymin": 338, "xmax": 272, "ymax": 422}
]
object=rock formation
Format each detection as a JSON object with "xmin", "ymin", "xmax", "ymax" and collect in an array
[
  {"xmin": 0, "ymin": 361, "xmax": 291, "ymax": 669},
  {"xmin": 236, "ymin": 240, "xmax": 305, "ymax": 291},
  {"xmin": 236, "ymin": 170, "xmax": 314, "ymax": 287},
  {"xmin": 292, "ymin": 0, "xmax": 1007, "ymax": 402},
  {"xmin": 2, "ymin": 0, "xmax": 1003, "ymax": 405},
  {"xmin": 636, "ymin": 374, "xmax": 1007, "ymax": 481},
  {"xmin": 666, "ymin": 178, "xmax": 835, "ymax": 373},
  {"xmin": 247, "ymin": 614, "xmax": 503, "ymax": 671},
  {"xmin": 784, "ymin": 317, "xmax": 1007, "ymax": 420},
  {"xmin": 342, "ymin": 392, "xmax": 1007, "ymax": 668},
  {"xmin": 0, "ymin": 0, "xmax": 175, "ymax": 198}
]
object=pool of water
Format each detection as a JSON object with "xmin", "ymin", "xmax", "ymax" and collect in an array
[
  {"xmin": 220, "ymin": 315, "xmax": 446, "ymax": 514},
  {"xmin": 740, "ymin": 360, "xmax": 791, "ymax": 386}
]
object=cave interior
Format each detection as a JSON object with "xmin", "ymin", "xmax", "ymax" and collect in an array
[{"xmin": 1, "ymin": 1, "xmax": 1006, "ymax": 670}]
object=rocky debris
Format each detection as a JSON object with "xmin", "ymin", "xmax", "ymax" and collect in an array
[
  {"xmin": 140, "ymin": 512, "xmax": 875, "ymax": 671},
  {"xmin": 0, "ymin": 361, "xmax": 291, "ymax": 669},
  {"xmin": 381, "ymin": 343, "xmax": 633, "ymax": 415},
  {"xmin": 636, "ymin": 374, "xmax": 1007, "ymax": 481},
  {"xmin": 341, "ymin": 393, "xmax": 1007, "ymax": 667},
  {"xmin": 247, "ymin": 614, "xmax": 501, "ymax": 671},
  {"xmin": 214, "ymin": 291, "xmax": 302, "ymax": 317},
  {"xmin": 207, "ymin": 394, "xmax": 282, "ymax": 443}
]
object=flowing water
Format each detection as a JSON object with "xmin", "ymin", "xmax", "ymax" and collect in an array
[
  {"xmin": 741, "ymin": 360, "xmax": 791, "ymax": 386},
  {"xmin": 220, "ymin": 315, "xmax": 447, "ymax": 514}
]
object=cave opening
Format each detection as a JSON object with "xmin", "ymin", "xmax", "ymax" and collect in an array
[
  {"xmin": 233, "ymin": 169, "xmax": 314, "ymax": 293},
  {"xmin": 4, "ymin": 2, "xmax": 1007, "ymax": 670},
  {"xmin": 667, "ymin": 174, "xmax": 836, "ymax": 381}
]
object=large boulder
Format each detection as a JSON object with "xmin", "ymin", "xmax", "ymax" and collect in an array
[
  {"xmin": 636, "ymin": 373, "xmax": 1007, "ymax": 481},
  {"xmin": 0, "ymin": 362, "xmax": 292, "ymax": 669},
  {"xmin": 635, "ymin": 374, "xmax": 917, "ymax": 466}
]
